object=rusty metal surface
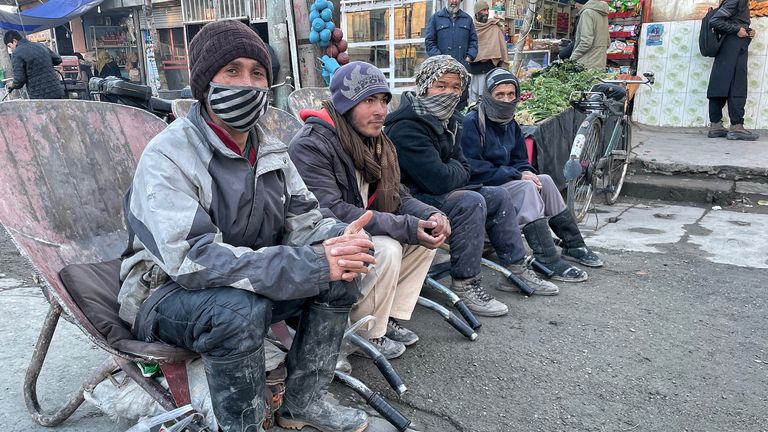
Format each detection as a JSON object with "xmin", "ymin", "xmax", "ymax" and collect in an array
[
  {"xmin": 259, "ymin": 106, "xmax": 303, "ymax": 146},
  {"xmin": 0, "ymin": 100, "xmax": 166, "ymax": 289},
  {"xmin": 288, "ymin": 87, "xmax": 330, "ymax": 118}
]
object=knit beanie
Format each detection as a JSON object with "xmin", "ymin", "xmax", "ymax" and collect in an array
[
  {"xmin": 474, "ymin": 0, "xmax": 489, "ymax": 13},
  {"xmin": 414, "ymin": 55, "xmax": 469, "ymax": 96},
  {"xmin": 485, "ymin": 68, "xmax": 519, "ymax": 94},
  {"xmin": 574, "ymin": 0, "xmax": 588, "ymax": 4},
  {"xmin": 188, "ymin": 20, "xmax": 272, "ymax": 101},
  {"xmin": 330, "ymin": 61, "xmax": 391, "ymax": 115}
]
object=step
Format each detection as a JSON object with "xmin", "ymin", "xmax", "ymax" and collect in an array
[{"xmin": 622, "ymin": 171, "xmax": 768, "ymax": 205}]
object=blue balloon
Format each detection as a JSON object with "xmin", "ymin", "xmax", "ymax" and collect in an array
[
  {"xmin": 309, "ymin": 10, "xmax": 320, "ymax": 22},
  {"xmin": 312, "ymin": 17, "xmax": 326, "ymax": 32},
  {"xmin": 326, "ymin": 2, "xmax": 334, "ymax": 13},
  {"xmin": 325, "ymin": 21, "xmax": 335, "ymax": 31},
  {"xmin": 320, "ymin": 28, "xmax": 332, "ymax": 42},
  {"xmin": 309, "ymin": 30, "xmax": 320, "ymax": 44},
  {"xmin": 319, "ymin": 39, "xmax": 330, "ymax": 48},
  {"xmin": 315, "ymin": 0, "xmax": 327, "ymax": 10},
  {"xmin": 310, "ymin": 2, "xmax": 317, "ymax": 11},
  {"xmin": 320, "ymin": 8, "xmax": 333, "ymax": 21}
]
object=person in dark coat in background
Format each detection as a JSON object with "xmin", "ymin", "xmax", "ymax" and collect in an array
[
  {"xmin": 386, "ymin": 55, "xmax": 561, "ymax": 319},
  {"xmin": 424, "ymin": 0, "xmax": 478, "ymax": 111},
  {"xmin": 707, "ymin": 0, "xmax": 759, "ymax": 141},
  {"xmin": 4, "ymin": 30, "xmax": 64, "ymax": 99},
  {"xmin": 557, "ymin": 0, "xmax": 584, "ymax": 60},
  {"xmin": 94, "ymin": 50, "xmax": 123, "ymax": 79}
]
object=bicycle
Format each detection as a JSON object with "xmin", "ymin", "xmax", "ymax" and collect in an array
[{"xmin": 564, "ymin": 72, "xmax": 655, "ymax": 222}]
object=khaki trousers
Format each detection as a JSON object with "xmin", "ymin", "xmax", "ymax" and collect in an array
[{"xmin": 350, "ymin": 236, "xmax": 435, "ymax": 338}]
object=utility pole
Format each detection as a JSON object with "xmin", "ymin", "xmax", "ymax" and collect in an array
[
  {"xmin": 0, "ymin": 31, "xmax": 13, "ymax": 81},
  {"xmin": 267, "ymin": 0, "xmax": 291, "ymax": 110},
  {"xmin": 511, "ymin": 0, "xmax": 537, "ymax": 76}
]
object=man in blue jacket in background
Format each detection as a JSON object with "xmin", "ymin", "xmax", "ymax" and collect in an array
[{"xmin": 425, "ymin": 0, "xmax": 478, "ymax": 111}]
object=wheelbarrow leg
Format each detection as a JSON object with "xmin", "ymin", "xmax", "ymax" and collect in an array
[
  {"xmin": 116, "ymin": 357, "xmax": 177, "ymax": 411},
  {"xmin": 424, "ymin": 277, "xmax": 482, "ymax": 330},
  {"xmin": 417, "ymin": 296, "xmax": 478, "ymax": 341},
  {"xmin": 24, "ymin": 302, "xmax": 118, "ymax": 427}
]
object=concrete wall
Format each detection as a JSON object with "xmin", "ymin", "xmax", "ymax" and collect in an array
[{"xmin": 633, "ymin": 17, "xmax": 768, "ymax": 129}]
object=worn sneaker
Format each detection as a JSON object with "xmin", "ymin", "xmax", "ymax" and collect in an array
[
  {"xmin": 726, "ymin": 124, "xmax": 759, "ymax": 141},
  {"xmin": 386, "ymin": 318, "xmax": 419, "ymax": 346},
  {"xmin": 562, "ymin": 246, "xmax": 604, "ymax": 267},
  {"xmin": 450, "ymin": 276, "xmax": 508, "ymax": 317},
  {"xmin": 502, "ymin": 263, "xmax": 559, "ymax": 295},
  {"xmin": 354, "ymin": 336, "xmax": 406, "ymax": 360},
  {"xmin": 707, "ymin": 121, "xmax": 728, "ymax": 138}
]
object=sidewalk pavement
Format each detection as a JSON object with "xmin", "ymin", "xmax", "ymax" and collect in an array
[{"xmin": 624, "ymin": 124, "xmax": 768, "ymax": 206}]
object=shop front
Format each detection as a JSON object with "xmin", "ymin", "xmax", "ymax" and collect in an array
[
  {"xmin": 632, "ymin": 0, "xmax": 768, "ymax": 129},
  {"xmin": 143, "ymin": 0, "xmax": 187, "ymax": 96},
  {"xmin": 341, "ymin": 0, "xmax": 436, "ymax": 92},
  {"xmin": 80, "ymin": 2, "xmax": 144, "ymax": 84}
]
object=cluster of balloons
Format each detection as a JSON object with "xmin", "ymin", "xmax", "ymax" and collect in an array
[{"xmin": 308, "ymin": 0, "xmax": 349, "ymax": 65}]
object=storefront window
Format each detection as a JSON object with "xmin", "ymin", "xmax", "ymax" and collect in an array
[
  {"xmin": 156, "ymin": 28, "xmax": 189, "ymax": 91},
  {"xmin": 342, "ymin": 1, "xmax": 434, "ymax": 91},
  {"xmin": 347, "ymin": 45, "xmax": 389, "ymax": 69},
  {"xmin": 345, "ymin": 9, "xmax": 389, "ymax": 43}
]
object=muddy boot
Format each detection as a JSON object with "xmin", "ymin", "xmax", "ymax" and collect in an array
[
  {"xmin": 523, "ymin": 218, "xmax": 588, "ymax": 283},
  {"xmin": 707, "ymin": 121, "xmax": 728, "ymax": 138},
  {"xmin": 203, "ymin": 346, "xmax": 266, "ymax": 432},
  {"xmin": 548, "ymin": 210, "xmax": 604, "ymax": 268},
  {"xmin": 276, "ymin": 303, "xmax": 368, "ymax": 432},
  {"xmin": 727, "ymin": 124, "xmax": 759, "ymax": 141},
  {"xmin": 450, "ymin": 275, "xmax": 508, "ymax": 317}
]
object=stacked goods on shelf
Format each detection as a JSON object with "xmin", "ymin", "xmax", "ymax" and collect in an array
[
  {"xmin": 606, "ymin": 0, "xmax": 642, "ymax": 74},
  {"xmin": 750, "ymin": 0, "xmax": 768, "ymax": 17}
]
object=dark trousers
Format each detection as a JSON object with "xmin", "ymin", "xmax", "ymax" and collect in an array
[
  {"xmin": 440, "ymin": 186, "xmax": 526, "ymax": 279},
  {"xmin": 709, "ymin": 96, "xmax": 746, "ymax": 125},
  {"xmin": 133, "ymin": 281, "xmax": 355, "ymax": 359}
]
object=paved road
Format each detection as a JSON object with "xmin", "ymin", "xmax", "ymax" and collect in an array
[{"xmin": 1, "ymin": 198, "xmax": 766, "ymax": 432}]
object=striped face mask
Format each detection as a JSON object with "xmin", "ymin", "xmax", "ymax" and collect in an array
[{"xmin": 207, "ymin": 83, "xmax": 269, "ymax": 132}]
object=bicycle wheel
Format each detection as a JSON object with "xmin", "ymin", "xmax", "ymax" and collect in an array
[
  {"xmin": 603, "ymin": 117, "xmax": 632, "ymax": 205},
  {"xmin": 566, "ymin": 115, "xmax": 602, "ymax": 222}
]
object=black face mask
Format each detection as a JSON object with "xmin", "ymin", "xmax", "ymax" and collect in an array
[
  {"xmin": 482, "ymin": 94, "xmax": 518, "ymax": 125},
  {"xmin": 476, "ymin": 12, "xmax": 489, "ymax": 23}
]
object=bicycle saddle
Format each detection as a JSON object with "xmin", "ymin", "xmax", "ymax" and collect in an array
[{"xmin": 590, "ymin": 83, "xmax": 627, "ymax": 102}]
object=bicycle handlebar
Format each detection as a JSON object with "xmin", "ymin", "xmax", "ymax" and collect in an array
[{"xmin": 596, "ymin": 72, "xmax": 655, "ymax": 86}]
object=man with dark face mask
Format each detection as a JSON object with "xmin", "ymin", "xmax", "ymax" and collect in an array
[
  {"xmin": 468, "ymin": 0, "xmax": 509, "ymax": 105},
  {"xmin": 461, "ymin": 69, "xmax": 603, "ymax": 285},
  {"xmin": 424, "ymin": 0, "xmax": 478, "ymax": 111},
  {"xmin": 386, "ymin": 56, "xmax": 560, "ymax": 319},
  {"xmin": 120, "ymin": 20, "xmax": 373, "ymax": 432}
]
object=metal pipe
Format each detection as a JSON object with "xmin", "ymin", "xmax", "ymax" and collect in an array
[
  {"xmin": 424, "ymin": 277, "xmax": 482, "ymax": 330},
  {"xmin": 334, "ymin": 371, "xmax": 411, "ymax": 431},
  {"xmin": 347, "ymin": 333, "xmax": 408, "ymax": 396},
  {"xmin": 480, "ymin": 258, "xmax": 535, "ymax": 296},
  {"xmin": 417, "ymin": 297, "xmax": 478, "ymax": 341}
]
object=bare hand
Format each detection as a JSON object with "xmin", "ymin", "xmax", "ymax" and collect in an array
[
  {"xmin": 521, "ymin": 171, "xmax": 542, "ymax": 191},
  {"xmin": 416, "ymin": 218, "xmax": 445, "ymax": 249},
  {"xmin": 737, "ymin": 27, "xmax": 749, "ymax": 38},
  {"xmin": 428, "ymin": 213, "xmax": 451, "ymax": 238},
  {"xmin": 324, "ymin": 211, "xmax": 375, "ymax": 282}
]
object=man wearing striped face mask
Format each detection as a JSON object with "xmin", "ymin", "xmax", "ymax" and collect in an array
[{"xmin": 120, "ymin": 20, "xmax": 373, "ymax": 432}]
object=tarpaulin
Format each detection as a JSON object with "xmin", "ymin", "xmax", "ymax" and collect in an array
[{"xmin": 0, "ymin": 0, "xmax": 103, "ymax": 33}]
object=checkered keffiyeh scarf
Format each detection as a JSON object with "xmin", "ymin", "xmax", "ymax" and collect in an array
[
  {"xmin": 414, "ymin": 55, "xmax": 469, "ymax": 96},
  {"xmin": 412, "ymin": 92, "xmax": 460, "ymax": 127}
]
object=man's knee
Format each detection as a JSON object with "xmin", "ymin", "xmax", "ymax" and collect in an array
[
  {"xmin": 445, "ymin": 190, "xmax": 487, "ymax": 222},
  {"xmin": 372, "ymin": 236, "xmax": 404, "ymax": 271},
  {"xmin": 196, "ymin": 289, "xmax": 270, "ymax": 357}
]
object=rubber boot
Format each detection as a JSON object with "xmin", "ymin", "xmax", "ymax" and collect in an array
[
  {"xmin": 203, "ymin": 346, "xmax": 266, "ymax": 432},
  {"xmin": 276, "ymin": 303, "xmax": 368, "ymax": 432},
  {"xmin": 522, "ymin": 218, "xmax": 588, "ymax": 282},
  {"xmin": 548, "ymin": 209, "xmax": 604, "ymax": 268}
]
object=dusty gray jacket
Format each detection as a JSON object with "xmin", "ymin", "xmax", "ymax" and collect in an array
[
  {"xmin": 289, "ymin": 113, "xmax": 440, "ymax": 245},
  {"xmin": 118, "ymin": 102, "xmax": 345, "ymax": 324}
]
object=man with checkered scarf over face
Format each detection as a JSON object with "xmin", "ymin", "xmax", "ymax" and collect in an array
[{"xmin": 384, "ymin": 56, "xmax": 560, "ymax": 318}]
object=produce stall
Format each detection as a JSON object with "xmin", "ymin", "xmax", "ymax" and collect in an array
[{"xmin": 514, "ymin": 61, "xmax": 628, "ymax": 189}]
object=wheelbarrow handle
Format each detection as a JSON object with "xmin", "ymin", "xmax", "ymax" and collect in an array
[
  {"xmin": 334, "ymin": 371, "xmax": 411, "ymax": 432},
  {"xmin": 417, "ymin": 297, "xmax": 478, "ymax": 341},
  {"xmin": 348, "ymin": 333, "xmax": 408, "ymax": 396},
  {"xmin": 455, "ymin": 300, "xmax": 482, "ymax": 330}
]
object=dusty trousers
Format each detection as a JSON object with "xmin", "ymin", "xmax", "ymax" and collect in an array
[
  {"xmin": 501, "ymin": 174, "xmax": 567, "ymax": 226},
  {"xmin": 350, "ymin": 236, "xmax": 435, "ymax": 338}
]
